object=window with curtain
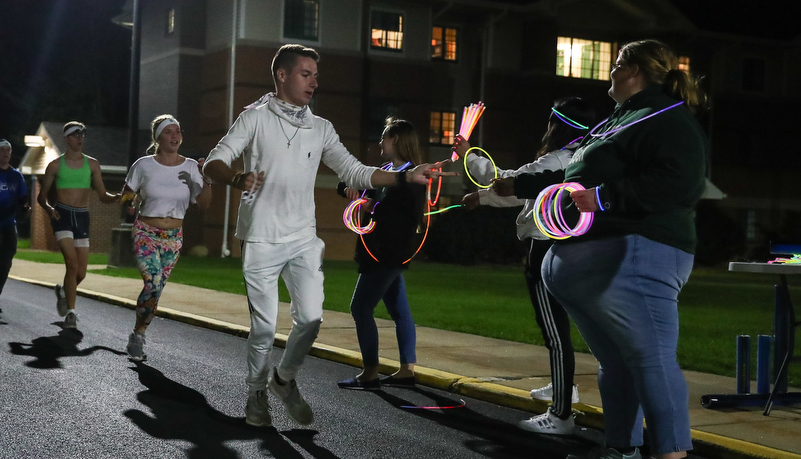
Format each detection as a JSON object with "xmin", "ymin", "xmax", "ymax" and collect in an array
[
  {"xmin": 371, "ymin": 11, "xmax": 403, "ymax": 51},
  {"xmin": 556, "ymin": 37, "xmax": 613, "ymax": 80}
]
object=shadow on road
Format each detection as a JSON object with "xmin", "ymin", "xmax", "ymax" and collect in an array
[
  {"xmin": 372, "ymin": 387, "xmax": 593, "ymax": 459},
  {"xmin": 126, "ymin": 362, "xmax": 339, "ymax": 459},
  {"xmin": 8, "ymin": 327, "xmax": 126, "ymax": 369}
]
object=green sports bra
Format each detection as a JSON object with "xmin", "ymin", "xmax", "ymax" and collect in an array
[{"xmin": 56, "ymin": 155, "xmax": 91, "ymax": 189}]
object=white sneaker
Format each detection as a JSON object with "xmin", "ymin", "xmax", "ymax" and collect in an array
[
  {"xmin": 567, "ymin": 446, "xmax": 642, "ymax": 459},
  {"xmin": 55, "ymin": 284, "xmax": 68, "ymax": 317},
  {"xmin": 530, "ymin": 382, "xmax": 579, "ymax": 403},
  {"xmin": 267, "ymin": 368, "xmax": 313, "ymax": 425},
  {"xmin": 64, "ymin": 311, "xmax": 78, "ymax": 329},
  {"xmin": 245, "ymin": 390, "xmax": 272, "ymax": 427},
  {"xmin": 518, "ymin": 408, "xmax": 575, "ymax": 435},
  {"xmin": 127, "ymin": 332, "xmax": 147, "ymax": 361}
]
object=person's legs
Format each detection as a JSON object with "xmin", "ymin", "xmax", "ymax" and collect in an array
[
  {"xmin": 276, "ymin": 236, "xmax": 326, "ymax": 382},
  {"xmin": 543, "ymin": 236, "xmax": 693, "ymax": 455},
  {"xmin": 348, "ymin": 270, "xmax": 393, "ymax": 381},
  {"xmin": 525, "ymin": 238, "xmax": 575, "ymax": 419},
  {"xmin": 132, "ymin": 222, "xmax": 182, "ymax": 334},
  {"xmin": 0, "ymin": 226, "xmax": 18, "ymax": 297},
  {"xmin": 57, "ymin": 237, "xmax": 79, "ymax": 311},
  {"xmin": 242, "ymin": 240, "xmax": 286, "ymax": 394},
  {"xmin": 381, "ymin": 271, "xmax": 416, "ymax": 377}
]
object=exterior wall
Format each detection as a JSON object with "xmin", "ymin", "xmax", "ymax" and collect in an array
[{"xmin": 30, "ymin": 174, "xmax": 126, "ymax": 255}]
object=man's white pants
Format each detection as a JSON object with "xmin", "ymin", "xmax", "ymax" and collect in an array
[{"xmin": 242, "ymin": 236, "xmax": 325, "ymax": 393}]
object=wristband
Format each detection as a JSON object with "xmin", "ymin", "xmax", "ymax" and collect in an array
[
  {"xmin": 231, "ymin": 171, "xmax": 243, "ymax": 188},
  {"xmin": 595, "ymin": 187, "xmax": 606, "ymax": 212}
]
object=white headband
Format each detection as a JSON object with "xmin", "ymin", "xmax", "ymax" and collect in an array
[
  {"xmin": 63, "ymin": 126, "xmax": 84, "ymax": 137},
  {"xmin": 154, "ymin": 118, "xmax": 180, "ymax": 141},
  {"xmin": 0, "ymin": 140, "xmax": 10, "ymax": 148}
]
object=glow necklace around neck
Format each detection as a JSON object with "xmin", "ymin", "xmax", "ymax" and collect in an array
[
  {"xmin": 551, "ymin": 108, "xmax": 588, "ymax": 130},
  {"xmin": 589, "ymin": 101, "xmax": 684, "ymax": 138}
]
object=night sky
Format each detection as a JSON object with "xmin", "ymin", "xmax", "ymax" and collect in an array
[{"xmin": 0, "ymin": 0, "xmax": 799, "ymax": 165}]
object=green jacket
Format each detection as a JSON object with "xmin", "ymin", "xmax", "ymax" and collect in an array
[{"xmin": 562, "ymin": 86, "xmax": 707, "ymax": 253}]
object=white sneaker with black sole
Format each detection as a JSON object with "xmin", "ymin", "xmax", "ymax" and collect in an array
[
  {"xmin": 267, "ymin": 367, "xmax": 313, "ymax": 425},
  {"xmin": 518, "ymin": 407, "xmax": 575, "ymax": 435},
  {"xmin": 530, "ymin": 382, "xmax": 580, "ymax": 404}
]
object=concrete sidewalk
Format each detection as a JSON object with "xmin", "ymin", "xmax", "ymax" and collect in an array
[{"xmin": 8, "ymin": 259, "xmax": 801, "ymax": 459}]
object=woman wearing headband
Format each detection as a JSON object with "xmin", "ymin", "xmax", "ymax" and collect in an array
[
  {"xmin": 122, "ymin": 115, "xmax": 212, "ymax": 361},
  {"xmin": 453, "ymin": 97, "xmax": 596, "ymax": 435},
  {"xmin": 37, "ymin": 121, "xmax": 121, "ymax": 329}
]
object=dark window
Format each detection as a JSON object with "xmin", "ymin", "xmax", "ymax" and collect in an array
[
  {"xmin": 284, "ymin": 0, "xmax": 319, "ymax": 41},
  {"xmin": 742, "ymin": 58, "xmax": 765, "ymax": 92},
  {"xmin": 371, "ymin": 11, "xmax": 403, "ymax": 51}
]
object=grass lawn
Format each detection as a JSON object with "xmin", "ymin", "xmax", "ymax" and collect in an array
[{"xmin": 14, "ymin": 247, "xmax": 801, "ymax": 386}]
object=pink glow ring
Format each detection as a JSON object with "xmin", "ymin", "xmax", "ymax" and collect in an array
[
  {"xmin": 532, "ymin": 182, "xmax": 594, "ymax": 239},
  {"xmin": 343, "ymin": 198, "xmax": 376, "ymax": 235}
]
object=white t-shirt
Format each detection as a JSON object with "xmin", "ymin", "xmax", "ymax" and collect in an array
[{"xmin": 125, "ymin": 155, "xmax": 204, "ymax": 219}]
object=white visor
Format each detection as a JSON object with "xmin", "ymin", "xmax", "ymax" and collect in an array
[
  {"xmin": 63, "ymin": 126, "xmax": 85, "ymax": 137},
  {"xmin": 0, "ymin": 140, "xmax": 10, "ymax": 148}
]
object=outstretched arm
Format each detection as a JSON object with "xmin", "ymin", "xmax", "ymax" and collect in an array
[{"xmin": 89, "ymin": 158, "xmax": 121, "ymax": 203}]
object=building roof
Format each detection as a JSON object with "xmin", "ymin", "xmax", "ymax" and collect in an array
[{"xmin": 20, "ymin": 122, "xmax": 149, "ymax": 176}]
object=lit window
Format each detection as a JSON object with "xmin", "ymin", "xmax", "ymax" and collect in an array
[
  {"xmin": 166, "ymin": 8, "xmax": 176, "ymax": 35},
  {"xmin": 431, "ymin": 26, "xmax": 457, "ymax": 61},
  {"xmin": 284, "ymin": 0, "xmax": 319, "ymax": 41},
  {"xmin": 556, "ymin": 37, "xmax": 613, "ymax": 80},
  {"xmin": 371, "ymin": 11, "xmax": 403, "ymax": 51},
  {"xmin": 678, "ymin": 56, "xmax": 690, "ymax": 73},
  {"xmin": 430, "ymin": 111, "xmax": 455, "ymax": 145}
]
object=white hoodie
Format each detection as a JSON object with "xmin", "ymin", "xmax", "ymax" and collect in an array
[{"xmin": 206, "ymin": 94, "xmax": 377, "ymax": 243}]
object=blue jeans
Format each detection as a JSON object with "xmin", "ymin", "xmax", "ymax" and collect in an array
[
  {"xmin": 542, "ymin": 235, "xmax": 694, "ymax": 454},
  {"xmin": 350, "ymin": 268, "xmax": 416, "ymax": 367}
]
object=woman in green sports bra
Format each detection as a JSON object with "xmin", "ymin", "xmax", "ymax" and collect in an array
[{"xmin": 37, "ymin": 121, "xmax": 120, "ymax": 329}]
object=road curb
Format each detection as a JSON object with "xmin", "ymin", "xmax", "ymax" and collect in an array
[{"xmin": 11, "ymin": 275, "xmax": 800, "ymax": 459}]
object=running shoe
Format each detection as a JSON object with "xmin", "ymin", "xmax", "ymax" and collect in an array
[
  {"xmin": 567, "ymin": 446, "xmax": 642, "ymax": 459},
  {"xmin": 530, "ymin": 382, "xmax": 580, "ymax": 404},
  {"xmin": 268, "ymin": 367, "xmax": 313, "ymax": 425},
  {"xmin": 127, "ymin": 332, "xmax": 147, "ymax": 361},
  {"xmin": 55, "ymin": 284, "xmax": 68, "ymax": 317},
  {"xmin": 518, "ymin": 407, "xmax": 575, "ymax": 435},
  {"xmin": 245, "ymin": 390, "xmax": 272, "ymax": 427},
  {"xmin": 64, "ymin": 311, "xmax": 78, "ymax": 329}
]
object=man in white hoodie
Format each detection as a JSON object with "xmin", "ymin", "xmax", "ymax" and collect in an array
[{"xmin": 204, "ymin": 44, "xmax": 451, "ymax": 428}]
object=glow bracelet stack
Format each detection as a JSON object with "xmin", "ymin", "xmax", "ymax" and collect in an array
[
  {"xmin": 768, "ymin": 254, "xmax": 801, "ymax": 264},
  {"xmin": 532, "ymin": 182, "xmax": 594, "ymax": 239},
  {"xmin": 343, "ymin": 198, "xmax": 376, "ymax": 235},
  {"xmin": 451, "ymin": 102, "xmax": 486, "ymax": 161}
]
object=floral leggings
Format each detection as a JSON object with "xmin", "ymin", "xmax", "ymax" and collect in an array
[{"xmin": 133, "ymin": 219, "xmax": 182, "ymax": 329}]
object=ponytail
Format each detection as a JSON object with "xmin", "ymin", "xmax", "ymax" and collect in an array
[{"xmin": 663, "ymin": 68, "xmax": 707, "ymax": 113}]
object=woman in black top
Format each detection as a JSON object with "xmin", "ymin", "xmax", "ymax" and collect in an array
[{"xmin": 336, "ymin": 118, "xmax": 426, "ymax": 390}]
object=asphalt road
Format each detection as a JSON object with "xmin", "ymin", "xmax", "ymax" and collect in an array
[{"xmin": 0, "ymin": 279, "xmax": 611, "ymax": 459}]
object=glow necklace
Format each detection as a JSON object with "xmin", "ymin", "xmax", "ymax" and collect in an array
[
  {"xmin": 561, "ymin": 136, "xmax": 584, "ymax": 150},
  {"xmin": 589, "ymin": 101, "xmax": 684, "ymax": 138},
  {"xmin": 531, "ymin": 182, "xmax": 594, "ymax": 239},
  {"xmin": 551, "ymin": 108, "xmax": 588, "ymax": 130}
]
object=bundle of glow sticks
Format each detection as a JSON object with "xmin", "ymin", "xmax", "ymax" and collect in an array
[
  {"xmin": 768, "ymin": 254, "xmax": 801, "ymax": 264},
  {"xmin": 342, "ymin": 198, "xmax": 376, "ymax": 235},
  {"xmin": 451, "ymin": 102, "xmax": 486, "ymax": 161},
  {"xmin": 532, "ymin": 183, "xmax": 594, "ymax": 239}
]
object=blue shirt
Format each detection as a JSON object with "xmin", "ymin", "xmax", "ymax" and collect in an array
[{"xmin": 0, "ymin": 166, "xmax": 28, "ymax": 228}]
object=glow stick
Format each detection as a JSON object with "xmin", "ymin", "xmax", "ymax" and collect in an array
[
  {"xmin": 424, "ymin": 204, "xmax": 463, "ymax": 216},
  {"xmin": 400, "ymin": 399, "xmax": 466, "ymax": 410},
  {"xmin": 463, "ymin": 147, "xmax": 497, "ymax": 189},
  {"xmin": 531, "ymin": 182, "xmax": 594, "ymax": 239},
  {"xmin": 452, "ymin": 102, "xmax": 486, "ymax": 161}
]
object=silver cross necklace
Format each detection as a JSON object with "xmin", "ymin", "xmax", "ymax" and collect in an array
[{"xmin": 278, "ymin": 118, "xmax": 301, "ymax": 148}]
